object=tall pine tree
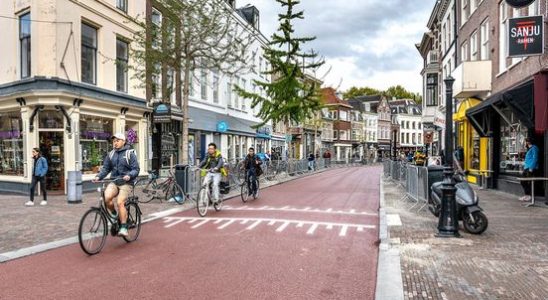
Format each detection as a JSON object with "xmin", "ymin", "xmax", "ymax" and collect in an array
[{"xmin": 237, "ymin": 0, "xmax": 324, "ymax": 128}]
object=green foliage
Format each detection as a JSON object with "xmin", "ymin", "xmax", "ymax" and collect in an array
[
  {"xmin": 343, "ymin": 87, "xmax": 382, "ymax": 100},
  {"xmin": 89, "ymin": 140, "xmax": 101, "ymax": 167},
  {"xmin": 344, "ymin": 84, "xmax": 423, "ymax": 104},
  {"xmin": 236, "ymin": 0, "xmax": 324, "ymax": 128}
]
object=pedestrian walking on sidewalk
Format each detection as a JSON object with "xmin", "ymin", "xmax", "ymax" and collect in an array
[
  {"xmin": 26, "ymin": 148, "xmax": 48, "ymax": 206},
  {"xmin": 308, "ymin": 153, "xmax": 315, "ymax": 171},
  {"xmin": 519, "ymin": 137, "xmax": 539, "ymax": 202}
]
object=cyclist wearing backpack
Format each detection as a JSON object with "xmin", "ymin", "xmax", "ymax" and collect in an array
[
  {"xmin": 199, "ymin": 143, "xmax": 224, "ymax": 204},
  {"xmin": 242, "ymin": 147, "xmax": 262, "ymax": 196},
  {"xmin": 93, "ymin": 133, "xmax": 140, "ymax": 237}
]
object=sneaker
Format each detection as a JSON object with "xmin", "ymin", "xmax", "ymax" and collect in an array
[
  {"xmin": 40, "ymin": 200, "xmax": 47, "ymax": 206},
  {"xmin": 117, "ymin": 227, "xmax": 128, "ymax": 237},
  {"xmin": 524, "ymin": 195, "xmax": 532, "ymax": 201},
  {"xmin": 519, "ymin": 196, "xmax": 527, "ymax": 201},
  {"xmin": 25, "ymin": 201, "xmax": 34, "ymax": 206}
]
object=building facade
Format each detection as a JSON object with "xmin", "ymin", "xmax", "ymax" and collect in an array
[{"xmin": 0, "ymin": 0, "xmax": 151, "ymax": 194}]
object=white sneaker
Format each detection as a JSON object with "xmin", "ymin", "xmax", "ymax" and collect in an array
[
  {"xmin": 25, "ymin": 201, "xmax": 34, "ymax": 206},
  {"xmin": 117, "ymin": 227, "xmax": 128, "ymax": 237},
  {"xmin": 524, "ymin": 195, "xmax": 532, "ymax": 201},
  {"xmin": 40, "ymin": 200, "xmax": 47, "ymax": 206},
  {"xmin": 519, "ymin": 196, "xmax": 527, "ymax": 201}
]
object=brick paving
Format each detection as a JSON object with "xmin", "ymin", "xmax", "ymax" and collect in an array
[{"xmin": 383, "ymin": 178, "xmax": 548, "ymax": 300}]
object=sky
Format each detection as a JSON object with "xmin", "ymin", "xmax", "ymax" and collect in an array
[{"xmin": 243, "ymin": 0, "xmax": 437, "ymax": 94}]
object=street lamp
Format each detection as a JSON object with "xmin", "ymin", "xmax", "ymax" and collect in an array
[{"xmin": 436, "ymin": 75, "xmax": 460, "ymax": 238}]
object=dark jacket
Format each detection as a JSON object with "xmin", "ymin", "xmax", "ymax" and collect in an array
[
  {"xmin": 33, "ymin": 156, "xmax": 48, "ymax": 177},
  {"xmin": 244, "ymin": 154, "xmax": 261, "ymax": 171},
  {"xmin": 97, "ymin": 145, "xmax": 140, "ymax": 182}
]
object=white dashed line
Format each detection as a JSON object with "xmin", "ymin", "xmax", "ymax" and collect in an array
[
  {"xmin": 246, "ymin": 220, "xmax": 262, "ymax": 230},
  {"xmin": 307, "ymin": 224, "xmax": 319, "ymax": 235},
  {"xmin": 191, "ymin": 219, "xmax": 209, "ymax": 229},
  {"xmin": 276, "ymin": 221, "xmax": 290, "ymax": 232},
  {"xmin": 339, "ymin": 225, "xmax": 348, "ymax": 237},
  {"xmin": 218, "ymin": 220, "xmax": 235, "ymax": 229}
]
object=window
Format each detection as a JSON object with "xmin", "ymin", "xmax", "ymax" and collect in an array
[
  {"xmin": 226, "ymin": 81, "xmax": 232, "ymax": 107},
  {"xmin": 462, "ymin": 0, "xmax": 469, "ymax": 24},
  {"xmin": 116, "ymin": 0, "xmax": 128, "ymax": 13},
  {"xmin": 426, "ymin": 73, "xmax": 438, "ymax": 106},
  {"xmin": 418, "ymin": 133, "xmax": 422, "ymax": 144},
  {"xmin": 339, "ymin": 110, "xmax": 348, "ymax": 121},
  {"xmin": 151, "ymin": 8, "xmax": 162, "ymax": 26},
  {"xmin": 189, "ymin": 71, "xmax": 195, "ymax": 96},
  {"xmin": 234, "ymin": 76, "xmax": 240, "ymax": 108},
  {"xmin": 19, "ymin": 13, "xmax": 31, "ymax": 78},
  {"xmin": 401, "ymin": 133, "xmax": 404, "ymax": 143},
  {"xmin": 80, "ymin": 115, "xmax": 113, "ymax": 173},
  {"xmin": 0, "ymin": 112, "xmax": 24, "ymax": 175},
  {"xmin": 241, "ymin": 79, "xmax": 246, "ymax": 110},
  {"xmin": 528, "ymin": 0, "xmax": 539, "ymax": 15},
  {"xmin": 470, "ymin": 0, "xmax": 478, "ymax": 15},
  {"xmin": 480, "ymin": 19, "xmax": 490, "ymax": 60},
  {"xmin": 470, "ymin": 31, "xmax": 478, "ymax": 61},
  {"xmin": 461, "ymin": 41, "xmax": 468, "ymax": 62},
  {"xmin": 116, "ymin": 38, "xmax": 128, "ymax": 92},
  {"xmin": 412, "ymin": 133, "xmax": 416, "ymax": 144},
  {"xmin": 151, "ymin": 73, "xmax": 160, "ymax": 99},
  {"xmin": 412, "ymin": 122, "xmax": 416, "ymax": 129},
  {"xmin": 212, "ymin": 70, "xmax": 219, "ymax": 103},
  {"xmin": 499, "ymin": 2, "xmax": 508, "ymax": 72},
  {"xmin": 81, "ymin": 23, "xmax": 97, "ymax": 84},
  {"xmin": 200, "ymin": 68, "xmax": 208, "ymax": 100}
]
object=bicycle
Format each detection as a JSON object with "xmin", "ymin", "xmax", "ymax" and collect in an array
[
  {"xmin": 241, "ymin": 171, "xmax": 260, "ymax": 203},
  {"xmin": 78, "ymin": 179, "xmax": 142, "ymax": 255},
  {"xmin": 196, "ymin": 170, "xmax": 224, "ymax": 217},
  {"xmin": 133, "ymin": 169, "xmax": 187, "ymax": 205}
]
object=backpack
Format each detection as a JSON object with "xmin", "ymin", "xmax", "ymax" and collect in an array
[{"xmin": 109, "ymin": 148, "xmax": 136, "ymax": 165}]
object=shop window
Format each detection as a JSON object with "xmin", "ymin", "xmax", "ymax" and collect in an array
[
  {"xmin": 39, "ymin": 110, "xmax": 64, "ymax": 129},
  {"xmin": 81, "ymin": 23, "xmax": 97, "ymax": 85},
  {"xmin": 499, "ymin": 107, "xmax": 528, "ymax": 175},
  {"xmin": 20, "ymin": 13, "xmax": 31, "ymax": 79},
  {"xmin": 80, "ymin": 115, "xmax": 114, "ymax": 173},
  {"xmin": 0, "ymin": 112, "xmax": 24, "ymax": 175},
  {"xmin": 470, "ymin": 130, "xmax": 481, "ymax": 170},
  {"xmin": 161, "ymin": 132, "xmax": 178, "ymax": 168}
]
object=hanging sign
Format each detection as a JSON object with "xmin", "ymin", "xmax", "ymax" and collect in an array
[
  {"xmin": 509, "ymin": 15, "xmax": 544, "ymax": 57},
  {"xmin": 505, "ymin": 0, "xmax": 536, "ymax": 8}
]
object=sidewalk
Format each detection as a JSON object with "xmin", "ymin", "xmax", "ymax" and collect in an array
[
  {"xmin": 381, "ymin": 178, "xmax": 548, "ymax": 299},
  {"xmin": 0, "ymin": 165, "xmax": 348, "ymax": 261}
]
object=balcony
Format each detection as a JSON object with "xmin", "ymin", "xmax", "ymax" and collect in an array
[{"xmin": 452, "ymin": 61, "xmax": 492, "ymax": 99}]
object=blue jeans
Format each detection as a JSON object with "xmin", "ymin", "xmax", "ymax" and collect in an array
[{"xmin": 247, "ymin": 170, "xmax": 257, "ymax": 194}]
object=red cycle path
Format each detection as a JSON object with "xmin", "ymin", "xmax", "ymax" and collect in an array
[{"xmin": 0, "ymin": 166, "xmax": 381, "ymax": 300}]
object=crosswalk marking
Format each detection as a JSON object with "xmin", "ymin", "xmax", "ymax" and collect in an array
[
  {"xmin": 221, "ymin": 205, "xmax": 375, "ymax": 216},
  {"xmin": 163, "ymin": 216, "xmax": 375, "ymax": 238}
]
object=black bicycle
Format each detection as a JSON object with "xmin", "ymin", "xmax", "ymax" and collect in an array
[
  {"xmin": 241, "ymin": 172, "xmax": 259, "ymax": 203},
  {"xmin": 78, "ymin": 179, "xmax": 142, "ymax": 255},
  {"xmin": 133, "ymin": 170, "xmax": 187, "ymax": 205}
]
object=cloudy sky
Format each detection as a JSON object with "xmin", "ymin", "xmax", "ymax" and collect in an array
[{"xmin": 244, "ymin": 0, "xmax": 437, "ymax": 94}]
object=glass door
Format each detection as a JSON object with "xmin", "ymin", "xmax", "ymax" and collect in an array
[{"xmin": 39, "ymin": 132, "xmax": 64, "ymax": 191}]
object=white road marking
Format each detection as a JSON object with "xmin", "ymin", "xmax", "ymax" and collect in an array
[
  {"xmin": 240, "ymin": 220, "xmax": 249, "ymax": 225},
  {"xmin": 307, "ymin": 224, "xmax": 319, "ymax": 235},
  {"xmin": 164, "ymin": 218, "xmax": 187, "ymax": 228},
  {"xmin": 326, "ymin": 224, "xmax": 333, "ymax": 230},
  {"xmin": 188, "ymin": 219, "xmax": 198, "ymax": 224},
  {"xmin": 218, "ymin": 220, "xmax": 235, "ymax": 229},
  {"xmin": 276, "ymin": 221, "xmax": 290, "ymax": 232},
  {"xmin": 296, "ymin": 222, "xmax": 304, "ymax": 228},
  {"xmin": 339, "ymin": 225, "xmax": 348, "ymax": 237},
  {"xmin": 221, "ymin": 206, "xmax": 376, "ymax": 216},
  {"xmin": 191, "ymin": 219, "xmax": 209, "ymax": 229},
  {"xmin": 268, "ymin": 220, "xmax": 276, "ymax": 226},
  {"xmin": 357, "ymin": 226, "xmax": 364, "ymax": 232},
  {"xmin": 213, "ymin": 219, "xmax": 223, "ymax": 224},
  {"xmin": 246, "ymin": 220, "xmax": 262, "ymax": 230}
]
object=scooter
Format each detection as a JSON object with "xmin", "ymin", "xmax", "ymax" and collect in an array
[{"xmin": 428, "ymin": 171, "xmax": 488, "ymax": 234}]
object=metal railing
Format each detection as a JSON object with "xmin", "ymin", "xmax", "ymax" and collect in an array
[{"xmin": 383, "ymin": 160, "xmax": 431, "ymax": 211}]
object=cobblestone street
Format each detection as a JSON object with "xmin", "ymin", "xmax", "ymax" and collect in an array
[{"xmin": 384, "ymin": 179, "xmax": 548, "ymax": 300}]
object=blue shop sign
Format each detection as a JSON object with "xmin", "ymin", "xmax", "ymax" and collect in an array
[
  {"xmin": 256, "ymin": 127, "xmax": 272, "ymax": 139},
  {"xmin": 217, "ymin": 121, "xmax": 228, "ymax": 133}
]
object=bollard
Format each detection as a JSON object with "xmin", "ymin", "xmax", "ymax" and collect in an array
[{"xmin": 67, "ymin": 171, "xmax": 83, "ymax": 204}]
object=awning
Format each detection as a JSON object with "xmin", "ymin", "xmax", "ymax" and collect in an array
[{"xmin": 466, "ymin": 80, "xmax": 533, "ymax": 137}]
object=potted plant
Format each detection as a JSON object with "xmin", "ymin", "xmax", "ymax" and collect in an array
[{"xmin": 89, "ymin": 140, "xmax": 101, "ymax": 173}]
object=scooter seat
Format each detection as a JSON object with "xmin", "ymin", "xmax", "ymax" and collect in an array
[{"xmin": 431, "ymin": 181, "xmax": 443, "ymax": 194}]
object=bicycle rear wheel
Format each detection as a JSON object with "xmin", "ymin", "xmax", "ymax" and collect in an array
[
  {"xmin": 133, "ymin": 178, "xmax": 154, "ymax": 203},
  {"xmin": 197, "ymin": 186, "xmax": 209, "ymax": 217},
  {"xmin": 78, "ymin": 208, "xmax": 107, "ymax": 255},
  {"xmin": 168, "ymin": 182, "xmax": 186, "ymax": 205},
  {"xmin": 241, "ymin": 182, "xmax": 249, "ymax": 203},
  {"xmin": 123, "ymin": 202, "xmax": 142, "ymax": 242}
]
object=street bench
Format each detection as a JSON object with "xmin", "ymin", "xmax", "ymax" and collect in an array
[{"xmin": 516, "ymin": 177, "xmax": 548, "ymax": 207}]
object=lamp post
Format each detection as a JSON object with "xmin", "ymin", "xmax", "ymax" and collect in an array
[{"xmin": 437, "ymin": 76, "xmax": 460, "ymax": 238}]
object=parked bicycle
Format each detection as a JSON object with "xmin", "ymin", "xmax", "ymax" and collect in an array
[
  {"xmin": 78, "ymin": 179, "xmax": 142, "ymax": 255},
  {"xmin": 133, "ymin": 169, "xmax": 188, "ymax": 205},
  {"xmin": 241, "ymin": 172, "xmax": 260, "ymax": 203},
  {"xmin": 197, "ymin": 169, "xmax": 224, "ymax": 217}
]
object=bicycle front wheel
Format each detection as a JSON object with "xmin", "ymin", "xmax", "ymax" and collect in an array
[
  {"xmin": 241, "ymin": 182, "xmax": 249, "ymax": 203},
  {"xmin": 78, "ymin": 208, "xmax": 107, "ymax": 255},
  {"xmin": 197, "ymin": 186, "xmax": 209, "ymax": 217},
  {"xmin": 123, "ymin": 202, "xmax": 142, "ymax": 242}
]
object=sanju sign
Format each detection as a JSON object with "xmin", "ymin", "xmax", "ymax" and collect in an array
[
  {"xmin": 508, "ymin": 15, "xmax": 544, "ymax": 57},
  {"xmin": 505, "ymin": 0, "xmax": 536, "ymax": 8}
]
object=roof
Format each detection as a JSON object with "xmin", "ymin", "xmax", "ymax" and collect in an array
[
  {"xmin": 321, "ymin": 87, "xmax": 352, "ymax": 108},
  {"xmin": 388, "ymin": 99, "xmax": 422, "ymax": 115}
]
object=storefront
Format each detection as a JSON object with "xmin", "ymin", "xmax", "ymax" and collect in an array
[
  {"xmin": 466, "ymin": 79, "xmax": 545, "ymax": 196},
  {"xmin": 0, "ymin": 78, "xmax": 150, "ymax": 194},
  {"xmin": 454, "ymin": 98, "xmax": 489, "ymax": 185}
]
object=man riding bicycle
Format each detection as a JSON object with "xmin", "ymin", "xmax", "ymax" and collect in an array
[
  {"xmin": 199, "ymin": 143, "xmax": 224, "ymax": 204},
  {"xmin": 242, "ymin": 147, "xmax": 262, "ymax": 196},
  {"xmin": 93, "ymin": 133, "xmax": 140, "ymax": 237}
]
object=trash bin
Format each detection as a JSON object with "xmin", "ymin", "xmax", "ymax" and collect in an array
[
  {"xmin": 175, "ymin": 164, "xmax": 189, "ymax": 193},
  {"xmin": 67, "ymin": 171, "xmax": 83, "ymax": 204},
  {"xmin": 427, "ymin": 165, "xmax": 445, "ymax": 191}
]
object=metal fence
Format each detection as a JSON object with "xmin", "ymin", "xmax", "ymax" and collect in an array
[{"xmin": 383, "ymin": 160, "xmax": 430, "ymax": 211}]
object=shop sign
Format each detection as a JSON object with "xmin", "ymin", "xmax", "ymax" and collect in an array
[
  {"xmin": 505, "ymin": 0, "xmax": 536, "ymax": 8},
  {"xmin": 256, "ymin": 126, "xmax": 271, "ymax": 139},
  {"xmin": 216, "ymin": 121, "xmax": 228, "ymax": 133},
  {"xmin": 509, "ymin": 16, "xmax": 544, "ymax": 57},
  {"xmin": 285, "ymin": 134, "xmax": 292, "ymax": 142},
  {"xmin": 433, "ymin": 111, "xmax": 446, "ymax": 128},
  {"xmin": 153, "ymin": 103, "xmax": 171, "ymax": 123}
]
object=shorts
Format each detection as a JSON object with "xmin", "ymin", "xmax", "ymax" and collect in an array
[{"xmin": 107, "ymin": 182, "xmax": 132, "ymax": 200}]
